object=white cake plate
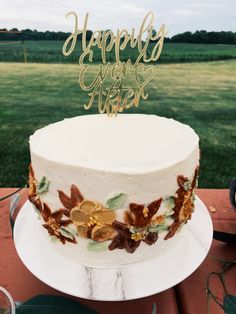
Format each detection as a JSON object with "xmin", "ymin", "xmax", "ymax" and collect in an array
[{"xmin": 14, "ymin": 196, "xmax": 213, "ymax": 301}]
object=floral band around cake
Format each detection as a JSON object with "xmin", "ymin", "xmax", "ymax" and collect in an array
[{"xmin": 28, "ymin": 164, "xmax": 199, "ymax": 253}]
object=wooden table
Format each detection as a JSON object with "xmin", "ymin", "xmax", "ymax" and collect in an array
[{"xmin": 0, "ymin": 189, "xmax": 235, "ymax": 314}]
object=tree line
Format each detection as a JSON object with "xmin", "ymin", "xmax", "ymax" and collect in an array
[{"xmin": 1, "ymin": 28, "xmax": 236, "ymax": 44}]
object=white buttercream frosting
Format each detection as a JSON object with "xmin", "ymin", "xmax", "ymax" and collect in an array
[
  {"xmin": 29, "ymin": 114, "xmax": 199, "ymax": 211},
  {"xmin": 30, "ymin": 114, "xmax": 198, "ymax": 173}
]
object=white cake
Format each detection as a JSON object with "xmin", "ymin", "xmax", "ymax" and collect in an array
[{"xmin": 28, "ymin": 114, "xmax": 199, "ymax": 256}]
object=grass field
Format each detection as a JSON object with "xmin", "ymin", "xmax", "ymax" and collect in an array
[
  {"xmin": 0, "ymin": 60, "xmax": 236, "ymax": 188},
  {"xmin": 0, "ymin": 41, "xmax": 236, "ymax": 63}
]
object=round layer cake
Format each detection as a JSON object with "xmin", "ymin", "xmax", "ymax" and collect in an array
[{"xmin": 28, "ymin": 114, "xmax": 199, "ymax": 259}]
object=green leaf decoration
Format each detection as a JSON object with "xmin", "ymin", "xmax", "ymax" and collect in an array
[
  {"xmin": 130, "ymin": 226, "xmax": 139, "ymax": 234},
  {"xmin": 106, "ymin": 193, "xmax": 127, "ymax": 210},
  {"xmin": 148, "ymin": 223, "xmax": 169, "ymax": 233},
  {"xmin": 163, "ymin": 196, "xmax": 175, "ymax": 211},
  {"xmin": 38, "ymin": 176, "xmax": 50, "ymax": 194},
  {"xmin": 183, "ymin": 180, "xmax": 192, "ymax": 191},
  {"xmin": 165, "ymin": 208, "xmax": 174, "ymax": 217},
  {"xmin": 191, "ymin": 191, "xmax": 196, "ymax": 202},
  {"xmin": 223, "ymin": 295, "xmax": 236, "ymax": 314},
  {"xmin": 87, "ymin": 240, "xmax": 108, "ymax": 252},
  {"xmin": 59, "ymin": 227, "xmax": 76, "ymax": 240},
  {"xmin": 50, "ymin": 235, "xmax": 58, "ymax": 243}
]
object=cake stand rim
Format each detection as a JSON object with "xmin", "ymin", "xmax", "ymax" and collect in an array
[{"xmin": 13, "ymin": 196, "xmax": 213, "ymax": 301}]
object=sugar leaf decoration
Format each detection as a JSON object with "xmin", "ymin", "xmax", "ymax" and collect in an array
[
  {"xmin": 148, "ymin": 223, "xmax": 169, "ymax": 233},
  {"xmin": 106, "ymin": 193, "xmax": 127, "ymax": 210},
  {"xmin": 59, "ymin": 226, "xmax": 77, "ymax": 241},
  {"xmin": 87, "ymin": 240, "xmax": 108, "ymax": 252},
  {"xmin": 38, "ymin": 176, "xmax": 50, "ymax": 194}
]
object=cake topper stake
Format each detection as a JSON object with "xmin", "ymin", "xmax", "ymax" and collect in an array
[{"xmin": 63, "ymin": 12, "xmax": 166, "ymax": 116}]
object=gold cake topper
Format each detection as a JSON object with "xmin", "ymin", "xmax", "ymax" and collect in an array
[{"xmin": 62, "ymin": 12, "xmax": 166, "ymax": 116}]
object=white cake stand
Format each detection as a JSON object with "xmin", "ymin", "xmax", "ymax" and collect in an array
[{"xmin": 14, "ymin": 196, "xmax": 213, "ymax": 301}]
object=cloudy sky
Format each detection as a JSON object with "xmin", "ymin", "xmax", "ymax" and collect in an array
[{"xmin": 0, "ymin": 0, "xmax": 235, "ymax": 36}]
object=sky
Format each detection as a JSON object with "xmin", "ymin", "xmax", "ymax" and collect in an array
[{"xmin": 0, "ymin": 0, "xmax": 235, "ymax": 36}]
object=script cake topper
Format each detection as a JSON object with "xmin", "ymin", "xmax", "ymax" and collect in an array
[{"xmin": 62, "ymin": 12, "xmax": 166, "ymax": 116}]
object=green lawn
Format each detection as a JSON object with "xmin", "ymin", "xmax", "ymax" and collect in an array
[
  {"xmin": 0, "ymin": 60, "xmax": 235, "ymax": 188},
  {"xmin": 0, "ymin": 41, "xmax": 236, "ymax": 63}
]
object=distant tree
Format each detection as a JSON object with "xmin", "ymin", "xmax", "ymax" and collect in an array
[
  {"xmin": 170, "ymin": 30, "xmax": 236, "ymax": 44},
  {"xmin": 171, "ymin": 31, "xmax": 192, "ymax": 43}
]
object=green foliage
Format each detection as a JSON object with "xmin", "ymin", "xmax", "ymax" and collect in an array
[
  {"xmin": 0, "ymin": 41, "xmax": 236, "ymax": 63},
  {"xmin": 0, "ymin": 61, "xmax": 235, "ymax": 188}
]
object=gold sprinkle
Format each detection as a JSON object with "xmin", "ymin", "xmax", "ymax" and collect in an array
[
  {"xmin": 143, "ymin": 207, "xmax": 149, "ymax": 217},
  {"xmin": 131, "ymin": 233, "xmax": 143, "ymax": 241}
]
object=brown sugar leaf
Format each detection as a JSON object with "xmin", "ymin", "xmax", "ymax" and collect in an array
[
  {"xmin": 125, "ymin": 198, "xmax": 162, "ymax": 228},
  {"xmin": 71, "ymin": 184, "xmax": 84, "ymax": 204},
  {"xmin": 62, "ymin": 208, "xmax": 71, "ymax": 217},
  {"xmin": 60, "ymin": 219, "xmax": 73, "ymax": 227},
  {"xmin": 126, "ymin": 203, "xmax": 145, "ymax": 227},
  {"xmin": 147, "ymin": 198, "xmax": 162, "ymax": 216},
  {"xmin": 41, "ymin": 202, "xmax": 76, "ymax": 244},
  {"xmin": 28, "ymin": 164, "xmax": 37, "ymax": 200},
  {"xmin": 192, "ymin": 167, "xmax": 199, "ymax": 189},
  {"xmin": 177, "ymin": 175, "xmax": 188, "ymax": 187},
  {"xmin": 29, "ymin": 163, "xmax": 35, "ymax": 178},
  {"xmin": 51, "ymin": 209, "xmax": 64, "ymax": 222},
  {"xmin": 164, "ymin": 222, "xmax": 181, "ymax": 240},
  {"xmin": 43, "ymin": 224, "xmax": 55, "ymax": 236},
  {"xmin": 172, "ymin": 168, "xmax": 199, "ymax": 225},
  {"xmin": 124, "ymin": 238, "xmax": 141, "ymax": 253},
  {"xmin": 29, "ymin": 196, "xmax": 42, "ymax": 212},
  {"xmin": 144, "ymin": 232, "xmax": 159, "ymax": 245},
  {"xmin": 41, "ymin": 203, "xmax": 52, "ymax": 221},
  {"xmin": 124, "ymin": 210, "xmax": 135, "ymax": 226},
  {"xmin": 58, "ymin": 185, "xmax": 84, "ymax": 210},
  {"xmin": 108, "ymin": 234, "xmax": 125, "ymax": 250},
  {"xmin": 108, "ymin": 221, "xmax": 141, "ymax": 253},
  {"xmin": 58, "ymin": 190, "xmax": 74, "ymax": 210}
]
